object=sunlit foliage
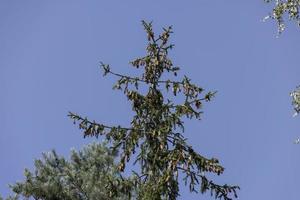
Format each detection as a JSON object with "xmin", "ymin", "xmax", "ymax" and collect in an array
[
  {"xmin": 291, "ymin": 87, "xmax": 300, "ymax": 117},
  {"xmin": 2, "ymin": 143, "xmax": 135, "ymax": 200},
  {"xmin": 264, "ymin": 0, "xmax": 300, "ymax": 34}
]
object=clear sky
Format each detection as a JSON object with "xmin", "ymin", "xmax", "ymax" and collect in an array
[{"xmin": 1, "ymin": 1, "xmax": 300, "ymax": 199}]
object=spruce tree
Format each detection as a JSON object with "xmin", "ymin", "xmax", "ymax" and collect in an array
[{"xmin": 69, "ymin": 21, "xmax": 239, "ymax": 200}]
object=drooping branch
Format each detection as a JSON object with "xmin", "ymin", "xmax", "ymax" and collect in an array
[
  {"xmin": 68, "ymin": 112, "xmax": 133, "ymax": 138},
  {"xmin": 178, "ymin": 166, "xmax": 239, "ymax": 200}
]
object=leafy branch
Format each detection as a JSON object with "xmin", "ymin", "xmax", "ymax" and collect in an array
[{"xmin": 264, "ymin": 0, "xmax": 300, "ymax": 35}]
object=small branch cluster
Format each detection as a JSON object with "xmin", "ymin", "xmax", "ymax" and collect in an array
[
  {"xmin": 290, "ymin": 86, "xmax": 300, "ymax": 117},
  {"xmin": 264, "ymin": 0, "xmax": 300, "ymax": 34},
  {"xmin": 290, "ymin": 86, "xmax": 300, "ymax": 145}
]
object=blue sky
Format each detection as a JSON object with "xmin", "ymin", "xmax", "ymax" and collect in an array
[{"xmin": 1, "ymin": 1, "xmax": 300, "ymax": 199}]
